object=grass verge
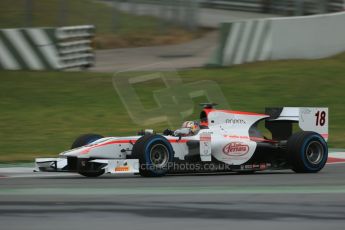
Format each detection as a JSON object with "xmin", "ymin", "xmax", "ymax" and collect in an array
[{"xmin": 1, "ymin": 53, "xmax": 345, "ymax": 162}]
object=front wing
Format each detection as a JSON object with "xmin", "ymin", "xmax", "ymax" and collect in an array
[{"xmin": 34, "ymin": 158, "xmax": 139, "ymax": 174}]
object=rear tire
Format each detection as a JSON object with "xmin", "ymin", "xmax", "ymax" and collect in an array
[
  {"xmin": 132, "ymin": 134, "xmax": 173, "ymax": 177},
  {"xmin": 71, "ymin": 133, "xmax": 105, "ymax": 177},
  {"xmin": 287, "ymin": 131, "xmax": 328, "ymax": 173}
]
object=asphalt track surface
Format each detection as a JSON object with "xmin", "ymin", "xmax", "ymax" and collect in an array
[
  {"xmin": 92, "ymin": 2, "xmax": 279, "ymax": 72},
  {"xmin": 1, "ymin": 163, "xmax": 345, "ymax": 230}
]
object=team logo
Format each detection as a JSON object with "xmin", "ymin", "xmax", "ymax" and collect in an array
[
  {"xmin": 115, "ymin": 166, "xmax": 130, "ymax": 172},
  {"xmin": 225, "ymin": 119, "xmax": 246, "ymax": 125},
  {"xmin": 223, "ymin": 142, "xmax": 249, "ymax": 156}
]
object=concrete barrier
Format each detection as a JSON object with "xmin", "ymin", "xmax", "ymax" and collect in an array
[
  {"xmin": 0, "ymin": 25, "xmax": 95, "ymax": 71},
  {"xmin": 271, "ymin": 12, "xmax": 345, "ymax": 60},
  {"xmin": 207, "ymin": 11, "xmax": 345, "ymax": 66}
]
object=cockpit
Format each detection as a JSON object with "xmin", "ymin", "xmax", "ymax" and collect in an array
[{"xmin": 173, "ymin": 121, "xmax": 201, "ymax": 136}]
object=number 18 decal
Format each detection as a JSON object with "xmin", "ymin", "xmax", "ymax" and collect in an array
[{"xmin": 315, "ymin": 111, "xmax": 326, "ymax": 126}]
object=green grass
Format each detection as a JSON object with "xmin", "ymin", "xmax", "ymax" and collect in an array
[
  {"xmin": 0, "ymin": 0, "xmax": 203, "ymax": 48},
  {"xmin": 1, "ymin": 54, "xmax": 345, "ymax": 162}
]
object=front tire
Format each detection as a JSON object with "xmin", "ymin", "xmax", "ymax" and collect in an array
[
  {"xmin": 71, "ymin": 133, "xmax": 104, "ymax": 149},
  {"xmin": 132, "ymin": 134, "xmax": 173, "ymax": 177},
  {"xmin": 287, "ymin": 131, "xmax": 328, "ymax": 173},
  {"xmin": 78, "ymin": 170, "xmax": 105, "ymax": 178},
  {"xmin": 71, "ymin": 133, "xmax": 105, "ymax": 177}
]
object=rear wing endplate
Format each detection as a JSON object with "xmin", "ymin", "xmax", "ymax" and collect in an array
[{"xmin": 265, "ymin": 107, "xmax": 329, "ymax": 141}]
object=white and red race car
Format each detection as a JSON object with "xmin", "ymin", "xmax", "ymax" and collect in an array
[{"xmin": 35, "ymin": 104, "xmax": 329, "ymax": 177}]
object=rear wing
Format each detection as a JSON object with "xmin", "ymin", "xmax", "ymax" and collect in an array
[{"xmin": 265, "ymin": 107, "xmax": 329, "ymax": 141}]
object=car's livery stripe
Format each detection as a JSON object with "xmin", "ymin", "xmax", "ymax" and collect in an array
[
  {"xmin": 169, "ymin": 139, "xmax": 188, "ymax": 143},
  {"xmin": 223, "ymin": 135, "xmax": 277, "ymax": 143},
  {"xmin": 250, "ymin": 137, "xmax": 277, "ymax": 143},
  {"xmin": 80, "ymin": 140, "xmax": 138, "ymax": 154},
  {"xmin": 80, "ymin": 138, "xmax": 189, "ymax": 154},
  {"xmin": 225, "ymin": 134, "xmax": 328, "ymax": 143},
  {"xmin": 93, "ymin": 139, "xmax": 188, "ymax": 147},
  {"xmin": 206, "ymin": 109, "xmax": 267, "ymax": 116},
  {"xmin": 96, "ymin": 140, "xmax": 137, "ymax": 146}
]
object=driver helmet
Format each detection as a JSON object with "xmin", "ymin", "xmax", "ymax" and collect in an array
[{"xmin": 182, "ymin": 121, "xmax": 200, "ymax": 134}]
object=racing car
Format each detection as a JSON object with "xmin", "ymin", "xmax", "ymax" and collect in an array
[{"xmin": 35, "ymin": 103, "xmax": 329, "ymax": 177}]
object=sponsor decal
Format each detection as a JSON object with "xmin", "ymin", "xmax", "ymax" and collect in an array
[
  {"xmin": 244, "ymin": 165, "xmax": 253, "ymax": 169},
  {"xmin": 203, "ymin": 131, "xmax": 214, "ymax": 135},
  {"xmin": 301, "ymin": 108, "xmax": 312, "ymax": 115},
  {"xmin": 225, "ymin": 119, "xmax": 246, "ymax": 125},
  {"xmin": 115, "ymin": 166, "xmax": 130, "ymax": 172},
  {"xmin": 200, "ymin": 135, "xmax": 211, "ymax": 142},
  {"xmin": 223, "ymin": 135, "xmax": 249, "ymax": 139},
  {"xmin": 242, "ymin": 163, "xmax": 271, "ymax": 170},
  {"xmin": 223, "ymin": 142, "xmax": 249, "ymax": 156},
  {"xmin": 252, "ymin": 164, "xmax": 260, "ymax": 169}
]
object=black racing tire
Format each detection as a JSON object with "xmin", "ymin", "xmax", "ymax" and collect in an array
[
  {"xmin": 71, "ymin": 134, "xmax": 105, "ymax": 177},
  {"xmin": 132, "ymin": 134, "xmax": 173, "ymax": 177},
  {"xmin": 71, "ymin": 133, "xmax": 104, "ymax": 149},
  {"xmin": 287, "ymin": 131, "xmax": 328, "ymax": 173},
  {"xmin": 77, "ymin": 158, "xmax": 106, "ymax": 178},
  {"xmin": 78, "ymin": 171, "xmax": 105, "ymax": 178},
  {"xmin": 236, "ymin": 171, "xmax": 255, "ymax": 175}
]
